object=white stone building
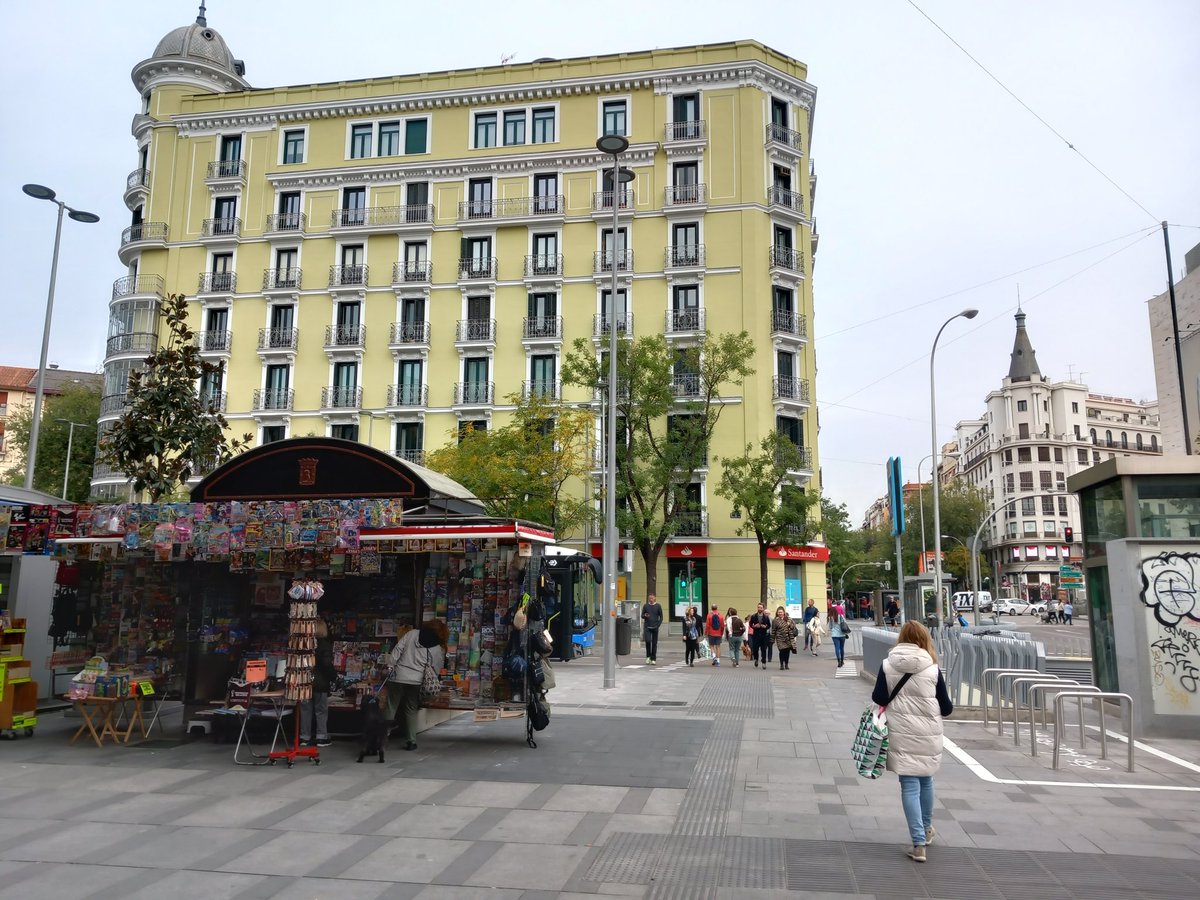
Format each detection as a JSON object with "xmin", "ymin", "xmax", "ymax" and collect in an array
[{"xmin": 1147, "ymin": 241, "xmax": 1200, "ymax": 453}]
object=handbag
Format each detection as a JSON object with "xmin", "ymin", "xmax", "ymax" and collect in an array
[
  {"xmin": 840, "ymin": 616, "xmax": 852, "ymax": 636},
  {"xmin": 851, "ymin": 672, "xmax": 912, "ymax": 779},
  {"xmin": 419, "ymin": 648, "xmax": 441, "ymax": 703}
]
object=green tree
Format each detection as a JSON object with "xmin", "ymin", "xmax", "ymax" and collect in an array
[
  {"xmin": 716, "ymin": 432, "xmax": 820, "ymax": 603},
  {"xmin": 3, "ymin": 381, "xmax": 102, "ymax": 501},
  {"xmin": 98, "ymin": 294, "xmax": 250, "ymax": 501},
  {"xmin": 900, "ymin": 480, "xmax": 991, "ymax": 590},
  {"xmin": 821, "ymin": 498, "xmax": 871, "ymax": 595},
  {"xmin": 562, "ymin": 329, "xmax": 755, "ymax": 597},
  {"xmin": 426, "ymin": 392, "xmax": 595, "ymax": 536}
]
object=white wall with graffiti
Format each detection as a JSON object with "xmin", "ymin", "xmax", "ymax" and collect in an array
[{"xmin": 1139, "ymin": 550, "xmax": 1200, "ymax": 716}]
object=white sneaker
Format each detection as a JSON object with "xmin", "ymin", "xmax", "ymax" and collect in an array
[{"xmin": 925, "ymin": 826, "xmax": 935, "ymax": 845}]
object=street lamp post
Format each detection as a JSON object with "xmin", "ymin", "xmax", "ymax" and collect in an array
[
  {"xmin": 915, "ymin": 450, "xmax": 958, "ymax": 575},
  {"xmin": 929, "ymin": 309, "xmax": 978, "ymax": 627},
  {"xmin": 21, "ymin": 184, "xmax": 99, "ymax": 492},
  {"xmin": 595, "ymin": 136, "xmax": 635, "ymax": 690},
  {"xmin": 56, "ymin": 419, "xmax": 94, "ymax": 501},
  {"xmin": 837, "ymin": 561, "xmax": 891, "ymax": 609}
]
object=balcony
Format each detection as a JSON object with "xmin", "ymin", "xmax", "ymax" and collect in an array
[
  {"xmin": 590, "ymin": 380, "xmax": 631, "ymax": 403},
  {"xmin": 253, "ymin": 389, "xmax": 293, "ymax": 412},
  {"xmin": 321, "ymin": 386, "xmax": 362, "ymax": 410},
  {"xmin": 99, "ymin": 393, "xmax": 129, "ymax": 417},
  {"xmin": 769, "ymin": 245, "xmax": 805, "ymax": 277},
  {"xmin": 201, "ymin": 217, "xmax": 241, "ymax": 239},
  {"xmin": 523, "ymin": 316, "xmax": 562, "ymax": 341},
  {"xmin": 197, "ymin": 271, "xmax": 237, "ymax": 294},
  {"xmin": 105, "ymin": 332, "xmax": 157, "ymax": 357},
  {"xmin": 665, "ymin": 244, "xmax": 705, "ymax": 268},
  {"xmin": 524, "ymin": 254, "xmax": 563, "ymax": 278},
  {"xmin": 770, "ymin": 309, "xmax": 808, "ymax": 340},
  {"xmin": 765, "ymin": 122, "xmax": 804, "ymax": 153},
  {"xmin": 456, "ymin": 196, "xmax": 564, "ymax": 222},
  {"xmin": 387, "ymin": 384, "xmax": 428, "ymax": 407},
  {"xmin": 392, "ymin": 261, "xmax": 432, "ymax": 285},
  {"xmin": 119, "ymin": 222, "xmax": 168, "ymax": 263},
  {"xmin": 666, "ymin": 308, "xmax": 705, "ymax": 334},
  {"xmin": 111, "ymin": 274, "xmax": 164, "ymax": 301},
  {"xmin": 591, "ymin": 189, "xmax": 634, "ymax": 216},
  {"xmin": 265, "ymin": 212, "xmax": 306, "ymax": 234},
  {"xmin": 199, "ymin": 391, "xmax": 227, "ymax": 413},
  {"xmin": 197, "ymin": 331, "xmax": 232, "ymax": 353},
  {"xmin": 671, "ymin": 373, "xmax": 703, "ymax": 398},
  {"xmin": 331, "ymin": 205, "xmax": 434, "ymax": 230},
  {"xmin": 257, "ymin": 327, "xmax": 299, "ymax": 353},
  {"xmin": 389, "ymin": 321, "xmax": 431, "ymax": 346},
  {"xmin": 394, "ymin": 448, "xmax": 425, "ymax": 466},
  {"xmin": 772, "ymin": 375, "xmax": 811, "ymax": 403},
  {"xmin": 263, "ymin": 267, "xmax": 302, "ymax": 291},
  {"xmin": 454, "ymin": 382, "xmax": 494, "ymax": 405},
  {"xmin": 664, "ymin": 184, "xmax": 706, "ymax": 207},
  {"xmin": 592, "ymin": 314, "xmax": 633, "ymax": 338},
  {"xmin": 123, "ymin": 168, "xmax": 150, "ymax": 208},
  {"xmin": 92, "ymin": 461, "xmax": 124, "ymax": 480},
  {"xmin": 522, "ymin": 380, "xmax": 561, "ymax": 401},
  {"xmin": 456, "ymin": 318, "xmax": 496, "ymax": 342},
  {"xmin": 329, "ymin": 264, "xmax": 368, "ymax": 288},
  {"xmin": 324, "ymin": 323, "xmax": 366, "ymax": 350},
  {"xmin": 207, "ymin": 159, "xmax": 245, "ymax": 180},
  {"xmin": 458, "ymin": 257, "xmax": 496, "ymax": 280},
  {"xmin": 665, "ymin": 120, "xmax": 706, "ymax": 143},
  {"xmin": 672, "ymin": 511, "xmax": 709, "ymax": 537},
  {"xmin": 592, "ymin": 250, "xmax": 633, "ymax": 274},
  {"xmin": 769, "ymin": 185, "xmax": 805, "ymax": 217},
  {"xmin": 776, "ymin": 445, "xmax": 814, "ymax": 473}
]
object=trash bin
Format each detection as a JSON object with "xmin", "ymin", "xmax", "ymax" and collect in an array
[{"xmin": 615, "ymin": 616, "xmax": 632, "ymax": 656}]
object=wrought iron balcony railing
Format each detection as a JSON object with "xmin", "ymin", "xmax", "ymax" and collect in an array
[
  {"xmin": 775, "ymin": 445, "xmax": 814, "ymax": 471},
  {"xmin": 457, "ymin": 196, "xmax": 564, "ymax": 220},
  {"xmin": 458, "ymin": 257, "xmax": 496, "ymax": 279},
  {"xmin": 331, "ymin": 204, "xmax": 434, "ymax": 228},
  {"xmin": 390, "ymin": 321, "xmax": 430, "ymax": 344},
  {"xmin": 592, "ymin": 314, "xmax": 633, "ymax": 337},
  {"xmin": 769, "ymin": 245, "xmax": 804, "ymax": 274},
  {"xmin": 387, "ymin": 384, "xmax": 427, "ymax": 407},
  {"xmin": 394, "ymin": 448, "xmax": 425, "ymax": 465},
  {"xmin": 672, "ymin": 511, "xmax": 709, "ymax": 537},
  {"xmin": 593, "ymin": 250, "xmax": 633, "ymax": 273},
  {"xmin": 665, "ymin": 120, "xmax": 706, "ymax": 142},
  {"xmin": 454, "ymin": 382, "xmax": 494, "ymax": 405},
  {"xmin": 524, "ymin": 254, "xmax": 563, "ymax": 277},
  {"xmin": 666, "ymin": 308, "xmax": 705, "ymax": 333},
  {"xmin": 770, "ymin": 309, "xmax": 808, "ymax": 338},
  {"xmin": 523, "ymin": 380, "xmax": 561, "ymax": 400},
  {"xmin": 120, "ymin": 222, "xmax": 168, "ymax": 246},
  {"xmin": 197, "ymin": 330, "xmax": 232, "ymax": 352},
  {"xmin": 99, "ymin": 393, "xmax": 129, "ymax": 416},
  {"xmin": 329, "ymin": 264, "xmax": 368, "ymax": 287},
  {"xmin": 665, "ymin": 244, "xmax": 705, "ymax": 267},
  {"xmin": 199, "ymin": 391, "xmax": 227, "ymax": 413},
  {"xmin": 105, "ymin": 332, "xmax": 158, "ymax": 356},
  {"xmin": 671, "ymin": 373, "xmax": 703, "ymax": 397},
  {"xmin": 207, "ymin": 159, "xmax": 245, "ymax": 179},
  {"xmin": 198, "ymin": 271, "xmax": 237, "ymax": 293},
  {"xmin": 772, "ymin": 375, "xmax": 811, "ymax": 402},
  {"xmin": 263, "ymin": 267, "xmax": 302, "ymax": 290},
  {"xmin": 321, "ymin": 386, "xmax": 362, "ymax": 409},
  {"xmin": 392, "ymin": 261, "xmax": 432, "ymax": 283},
  {"xmin": 126, "ymin": 168, "xmax": 150, "ymax": 190},
  {"xmin": 523, "ymin": 316, "xmax": 562, "ymax": 340},
  {"xmin": 257, "ymin": 327, "xmax": 298, "ymax": 351},
  {"xmin": 765, "ymin": 122, "xmax": 804, "ymax": 150},
  {"xmin": 111, "ymin": 274, "xmax": 164, "ymax": 300},
  {"xmin": 265, "ymin": 212, "xmax": 306, "ymax": 233},
  {"xmin": 201, "ymin": 217, "xmax": 241, "ymax": 238},
  {"xmin": 664, "ymin": 184, "xmax": 706, "ymax": 206},
  {"xmin": 325, "ymin": 324, "xmax": 366, "ymax": 348},
  {"xmin": 769, "ymin": 185, "xmax": 804, "ymax": 214},
  {"xmin": 253, "ymin": 389, "xmax": 293, "ymax": 411},
  {"xmin": 592, "ymin": 189, "xmax": 634, "ymax": 211},
  {"xmin": 456, "ymin": 318, "xmax": 496, "ymax": 342}
]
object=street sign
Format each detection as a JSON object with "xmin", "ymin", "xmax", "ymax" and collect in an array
[
  {"xmin": 1059, "ymin": 565, "xmax": 1082, "ymax": 577},
  {"xmin": 1060, "ymin": 576, "xmax": 1084, "ymax": 587}
]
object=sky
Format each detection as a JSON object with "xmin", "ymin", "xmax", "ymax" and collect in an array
[{"xmin": 2, "ymin": 1, "xmax": 1198, "ymax": 522}]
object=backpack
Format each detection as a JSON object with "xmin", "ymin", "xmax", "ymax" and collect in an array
[
  {"xmin": 731, "ymin": 616, "xmax": 745, "ymax": 637},
  {"xmin": 709, "ymin": 611, "xmax": 722, "ymax": 632},
  {"xmin": 527, "ymin": 693, "xmax": 550, "ymax": 731}
]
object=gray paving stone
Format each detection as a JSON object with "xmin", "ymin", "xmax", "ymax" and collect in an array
[
  {"xmin": 0, "ymin": 862, "xmax": 144, "ymax": 898},
  {"xmin": 122, "ymin": 869, "xmax": 269, "ymax": 900},
  {"xmin": 3, "ymin": 821, "xmax": 155, "ymax": 863},
  {"xmin": 218, "ymin": 830, "xmax": 366, "ymax": 877},
  {"xmin": 346, "ymin": 836, "xmax": 472, "ymax": 883},
  {"xmin": 268, "ymin": 877, "xmax": 392, "ymax": 900},
  {"xmin": 379, "ymin": 804, "xmax": 488, "ymax": 839},
  {"xmin": 464, "ymin": 843, "xmax": 591, "ymax": 890},
  {"xmin": 483, "ymin": 808, "xmax": 586, "ymax": 845},
  {"xmin": 271, "ymin": 798, "xmax": 397, "ymax": 834}
]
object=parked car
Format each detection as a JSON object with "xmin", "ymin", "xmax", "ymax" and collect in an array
[
  {"xmin": 1027, "ymin": 601, "xmax": 1048, "ymax": 616},
  {"xmin": 993, "ymin": 598, "xmax": 1031, "ymax": 616}
]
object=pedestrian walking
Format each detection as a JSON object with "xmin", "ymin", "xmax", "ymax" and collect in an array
[
  {"xmin": 860, "ymin": 595, "xmax": 872, "ymax": 622},
  {"xmin": 885, "ymin": 596, "xmax": 901, "ymax": 627},
  {"xmin": 682, "ymin": 606, "xmax": 701, "ymax": 666},
  {"xmin": 830, "ymin": 603, "xmax": 849, "ymax": 668},
  {"xmin": 771, "ymin": 606, "xmax": 798, "ymax": 670},
  {"xmin": 807, "ymin": 613, "xmax": 827, "ymax": 655},
  {"xmin": 641, "ymin": 593, "xmax": 663, "ymax": 665},
  {"xmin": 802, "ymin": 599, "xmax": 820, "ymax": 651},
  {"xmin": 725, "ymin": 607, "xmax": 745, "ymax": 667},
  {"xmin": 705, "ymin": 604, "xmax": 725, "ymax": 666},
  {"xmin": 1064, "ymin": 600, "xmax": 1073, "ymax": 625},
  {"xmin": 748, "ymin": 603, "xmax": 772, "ymax": 668},
  {"xmin": 870, "ymin": 621, "xmax": 954, "ymax": 863}
]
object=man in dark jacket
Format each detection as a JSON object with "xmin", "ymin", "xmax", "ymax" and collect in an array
[
  {"xmin": 641, "ymin": 594, "xmax": 664, "ymax": 665},
  {"xmin": 301, "ymin": 619, "xmax": 337, "ymax": 747},
  {"xmin": 747, "ymin": 603, "xmax": 772, "ymax": 668}
]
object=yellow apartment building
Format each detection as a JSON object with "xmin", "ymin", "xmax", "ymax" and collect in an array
[{"xmin": 93, "ymin": 11, "xmax": 826, "ymax": 617}]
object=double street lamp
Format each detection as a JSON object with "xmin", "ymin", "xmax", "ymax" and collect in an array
[
  {"xmin": 595, "ymin": 136, "xmax": 635, "ymax": 691},
  {"xmin": 22, "ymin": 184, "xmax": 99, "ymax": 492}
]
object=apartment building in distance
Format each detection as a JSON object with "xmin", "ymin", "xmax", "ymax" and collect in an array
[
  {"xmin": 0, "ymin": 365, "xmax": 100, "ymax": 479},
  {"xmin": 953, "ymin": 309, "xmax": 1160, "ymax": 603},
  {"xmin": 92, "ymin": 13, "xmax": 823, "ymax": 614},
  {"xmin": 1148, "ymin": 240, "xmax": 1200, "ymax": 453}
]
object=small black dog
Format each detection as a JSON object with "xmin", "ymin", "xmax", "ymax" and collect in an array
[{"xmin": 357, "ymin": 694, "xmax": 388, "ymax": 763}]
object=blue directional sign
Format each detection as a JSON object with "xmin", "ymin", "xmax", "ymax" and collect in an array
[{"xmin": 887, "ymin": 456, "xmax": 905, "ymax": 537}]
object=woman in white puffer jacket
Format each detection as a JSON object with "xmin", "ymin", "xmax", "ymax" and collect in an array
[{"xmin": 870, "ymin": 621, "xmax": 953, "ymax": 863}]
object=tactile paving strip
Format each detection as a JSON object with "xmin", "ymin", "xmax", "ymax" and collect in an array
[{"xmin": 686, "ymin": 673, "xmax": 774, "ymax": 719}]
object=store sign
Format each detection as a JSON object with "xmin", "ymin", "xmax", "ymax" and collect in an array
[
  {"xmin": 767, "ymin": 545, "xmax": 830, "ymax": 562},
  {"xmin": 666, "ymin": 544, "xmax": 708, "ymax": 559},
  {"xmin": 518, "ymin": 542, "xmax": 532, "ymax": 558}
]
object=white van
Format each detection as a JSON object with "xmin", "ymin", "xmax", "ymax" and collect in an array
[{"xmin": 952, "ymin": 591, "xmax": 992, "ymax": 611}]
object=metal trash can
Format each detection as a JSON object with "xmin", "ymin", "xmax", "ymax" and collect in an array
[{"xmin": 615, "ymin": 616, "xmax": 632, "ymax": 656}]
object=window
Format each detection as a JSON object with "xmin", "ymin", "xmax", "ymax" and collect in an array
[
  {"xmin": 1021, "ymin": 498, "xmax": 1036, "ymax": 515},
  {"xmin": 673, "ymin": 92, "xmax": 700, "ymax": 123},
  {"xmin": 1019, "ymin": 472, "xmax": 1034, "ymax": 491},
  {"xmin": 532, "ymin": 107, "xmax": 555, "ymax": 143},
  {"xmin": 401, "ymin": 296, "xmax": 425, "ymax": 331},
  {"xmin": 1018, "ymin": 447, "xmax": 1031, "ymax": 463},
  {"xmin": 1017, "ymin": 400, "xmax": 1028, "ymax": 412},
  {"xmin": 773, "ymin": 224, "xmax": 793, "ymax": 252},
  {"xmin": 277, "ymin": 192, "xmax": 301, "ymax": 230},
  {"xmin": 282, "ymin": 129, "xmax": 305, "ymax": 164},
  {"xmin": 672, "ymin": 222, "xmax": 700, "ymax": 265},
  {"xmin": 529, "ymin": 355, "xmax": 556, "ymax": 398},
  {"xmin": 462, "ymin": 237, "xmax": 492, "ymax": 277},
  {"xmin": 503, "ymin": 110, "xmax": 526, "ymax": 146},
  {"xmin": 378, "ymin": 121, "xmax": 400, "ymax": 156},
  {"xmin": 601, "ymin": 289, "xmax": 628, "ymax": 329},
  {"xmin": 396, "ymin": 422, "xmax": 424, "ymax": 456},
  {"xmin": 396, "ymin": 360, "xmax": 423, "ymax": 405},
  {"xmin": 262, "ymin": 425, "xmax": 286, "ymax": 444},
  {"xmin": 213, "ymin": 196, "xmax": 237, "ymax": 232},
  {"xmin": 1040, "ymin": 471, "xmax": 1053, "ymax": 491},
  {"xmin": 457, "ymin": 420, "xmax": 487, "ymax": 442},
  {"xmin": 1136, "ymin": 433, "xmax": 1144, "ymax": 450},
  {"xmin": 533, "ymin": 173, "xmax": 559, "ymax": 213},
  {"xmin": 275, "ymin": 248, "xmax": 298, "ymax": 286},
  {"xmin": 770, "ymin": 97, "xmax": 789, "ymax": 128},
  {"xmin": 264, "ymin": 363, "xmax": 290, "ymax": 398},
  {"xmin": 1078, "ymin": 449, "xmax": 1089, "ymax": 464},
  {"xmin": 672, "ymin": 162, "xmax": 699, "ymax": 202},
  {"xmin": 341, "ymin": 244, "xmax": 364, "ymax": 269},
  {"xmin": 1042, "ymin": 496, "xmax": 1055, "ymax": 515},
  {"xmin": 463, "ymin": 357, "xmax": 490, "ymax": 404},
  {"xmin": 776, "ymin": 415, "xmax": 802, "ymax": 447},
  {"xmin": 672, "ymin": 285, "xmax": 700, "ymax": 330},
  {"xmin": 1018, "ymin": 423, "xmax": 1030, "ymax": 439},
  {"xmin": 350, "ymin": 123, "xmax": 372, "ymax": 159},
  {"xmin": 269, "ymin": 304, "xmax": 294, "ymax": 333},
  {"xmin": 1037, "ymin": 446, "xmax": 1051, "ymax": 462},
  {"xmin": 330, "ymin": 424, "xmax": 358, "ymax": 441},
  {"xmin": 1121, "ymin": 432, "xmax": 1128, "ymax": 449},
  {"xmin": 467, "ymin": 178, "xmax": 492, "ymax": 218},
  {"xmin": 209, "ymin": 253, "xmax": 233, "ymax": 291},
  {"xmin": 602, "ymin": 99, "xmax": 627, "ymax": 136},
  {"xmin": 777, "ymin": 350, "xmax": 795, "ymax": 380},
  {"xmin": 1003, "ymin": 449, "xmax": 1012, "ymax": 466},
  {"xmin": 405, "ymin": 182, "xmax": 429, "ymax": 220},
  {"xmin": 335, "ymin": 301, "xmax": 361, "ymax": 338},
  {"xmin": 474, "ymin": 112, "xmax": 497, "ymax": 148},
  {"xmin": 1054, "ymin": 447, "xmax": 1063, "ymax": 463},
  {"xmin": 528, "ymin": 291, "xmax": 557, "ymax": 320},
  {"xmin": 1004, "ymin": 473, "xmax": 1015, "ymax": 492},
  {"xmin": 404, "ymin": 118, "xmax": 428, "ymax": 154},
  {"xmin": 1151, "ymin": 435, "xmax": 1158, "ymax": 451},
  {"xmin": 340, "ymin": 187, "xmax": 366, "ymax": 226},
  {"xmin": 1058, "ymin": 497, "xmax": 1068, "ymax": 516},
  {"xmin": 1106, "ymin": 429, "xmax": 1113, "ymax": 444},
  {"xmin": 402, "ymin": 241, "xmax": 427, "ymax": 280},
  {"xmin": 1072, "ymin": 401, "xmax": 1079, "ymax": 413},
  {"xmin": 220, "ymin": 134, "xmax": 241, "ymax": 164}
]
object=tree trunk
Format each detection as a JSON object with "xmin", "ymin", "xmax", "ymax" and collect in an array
[
  {"xmin": 759, "ymin": 542, "xmax": 770, "ymax": 605},
  {"xmin": 640, "ymin": 539, "xmax": 658, "ymax": 599}
]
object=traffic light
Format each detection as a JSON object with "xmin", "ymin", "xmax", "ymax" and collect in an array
[{"xmin": 1064, "ymin": 526, "xmax": 1074, "ymax": 544}]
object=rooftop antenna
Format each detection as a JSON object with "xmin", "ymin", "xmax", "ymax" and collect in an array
[
  {"xmin": 197, "ymin": 1, "xmax": 207, "ymax": 26},
  {"xmin": 1016, "ymin": 283, "xmax": 1022, "ymax": 314},
  {"xmin": 501, "ymin": 52, "xmax": 516, "ymax": 65}
]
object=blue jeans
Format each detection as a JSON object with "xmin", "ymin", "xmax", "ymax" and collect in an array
[
  {"xmin": 831, "ymin": 636, "xmax": 845, "ymax": 663},
  {"xmin": 899, "ymin": 775, "xmax": 934, "ymax": 845}
]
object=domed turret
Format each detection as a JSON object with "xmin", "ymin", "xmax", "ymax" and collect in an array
[{"xmin": 132, "ymin": 3, "xmax": 249, "ymax": 94}]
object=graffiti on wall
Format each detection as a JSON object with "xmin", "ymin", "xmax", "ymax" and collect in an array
[{"xmin": 1139, "ymin": 552, "xmax": 1200, "ymax": 706}]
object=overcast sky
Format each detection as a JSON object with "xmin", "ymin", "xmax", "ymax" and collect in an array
[{"xmin": 2, "ymin": 1, "xmax": 1197, "ymax": 521}]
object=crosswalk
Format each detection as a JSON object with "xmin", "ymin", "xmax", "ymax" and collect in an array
[{"xmin": 834, "ymin": 661, "xmax": 859, "ymax": 678}]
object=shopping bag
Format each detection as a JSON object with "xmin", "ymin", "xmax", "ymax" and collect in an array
[
  {"xmin": 851, "ymin": 704, "xmax": 890, "ymax": 779},
  {"xmin": 698, "ymin": 640, "xmax": 711, "ymax": 659}
]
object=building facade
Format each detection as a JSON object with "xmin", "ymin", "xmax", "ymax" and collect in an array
[
  {"xmin": 953, "ymin": 310, "xmax": 1160, "ymax": 602},
  {"xmin": 92, "ymin": 15, "xmax": 824, "ymax": 613},
  {"xmin": 0, "ymin": 365, "xmax": 99, "ymax": 480},
  {"xmin": 1148, "ymin": 240, "xmax": 1200, "ymax": 453}
]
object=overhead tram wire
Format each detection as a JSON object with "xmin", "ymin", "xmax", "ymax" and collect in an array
[
  {"xmin": 827, "ymin": 228, "xmax": 1159, "ymax": 408},
  {"xmin": 905, "ymin": 0, "xmax": 1159, "ymax": 224},
  {"xmin": 816, "ymin": 226, "xmax": 1157, "ymax": 342}
]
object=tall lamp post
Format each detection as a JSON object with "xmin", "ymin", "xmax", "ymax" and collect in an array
[
  {"xmin": 929, "ymin": 309, "xmax": 978, "ymax": 627},
  {"xmin": 56, "ymin": 419, "xmax": 94, "ymax": 501},
  {"xmin": 22, "ymin": 184, "xmax": 99, "ymax": 492},
  {"xmin": 915, "ymin": 450, "xmax": 958, "ymax": 575},
  {"xmin": 595, "ymin": 136, "xmax": 635, "ymax": 690}
]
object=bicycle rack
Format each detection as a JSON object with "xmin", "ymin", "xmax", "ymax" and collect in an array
[
  {"xmin": 1010, "ymin": 677, "xmax": 1077, "ymax": 746},
  {"xmin": 1052, "ymin": 691, "xmax": 1135, "ymax": 772},
  {"xmin": 1028, "ymin": 682, "xmax": 1101, "ymax": 757},
  {"xmin": 981, "ymin": 667, "xmax": 1043, "ymax": 729},
  {"xmin": 993, "ymin": 671, "xmax": 1058, "ymax": 735}
]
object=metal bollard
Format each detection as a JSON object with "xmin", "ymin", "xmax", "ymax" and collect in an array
[
  {"xmin": 994, "ymin": 671, "xmax": 1056, "ymax": 735},
  {"xmin": 981, "ymin": 667, "xmax": 1042, "ymax": 729},
  {"xmin": 1011, "ymin": 678, "xmax": 1076, "ymax": 746},
  {"xmin": 1052, "ymin": 692, "xmax": 1135, "ymax": 772},
  {"xmin": 1028, "ymin": 683, "xmax": 1098, "ymax": 757}
]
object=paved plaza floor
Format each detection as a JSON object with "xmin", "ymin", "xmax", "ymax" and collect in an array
[{"xmin": 1, "ymin": 641, "xmax": 1198, "ymax": 899}]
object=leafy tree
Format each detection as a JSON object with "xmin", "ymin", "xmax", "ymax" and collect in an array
[
  {"xmin": 900, "ymin": 479, "xmax": 991, "ymax": 590},
  {"xmin": 98, "ymin": 294, "xmax": 250, "ymax": 501},
  {"xmin": 821, "ymin": 498, "xmax": 868, "ymax": 594},
  {"xmin": 426, "ymin": 392, "xmax": 594, "ymax": 535},
  {"xmin": 562, "ymin": 330, "xmax": 755, "ymax": 597},
  {"xmin": 716, "ymin": 432, "xmax": 819, "ymax": 602},
  {"xmin": 3, "ymin": 381, "xmax": 102, "ymax": 501}
]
